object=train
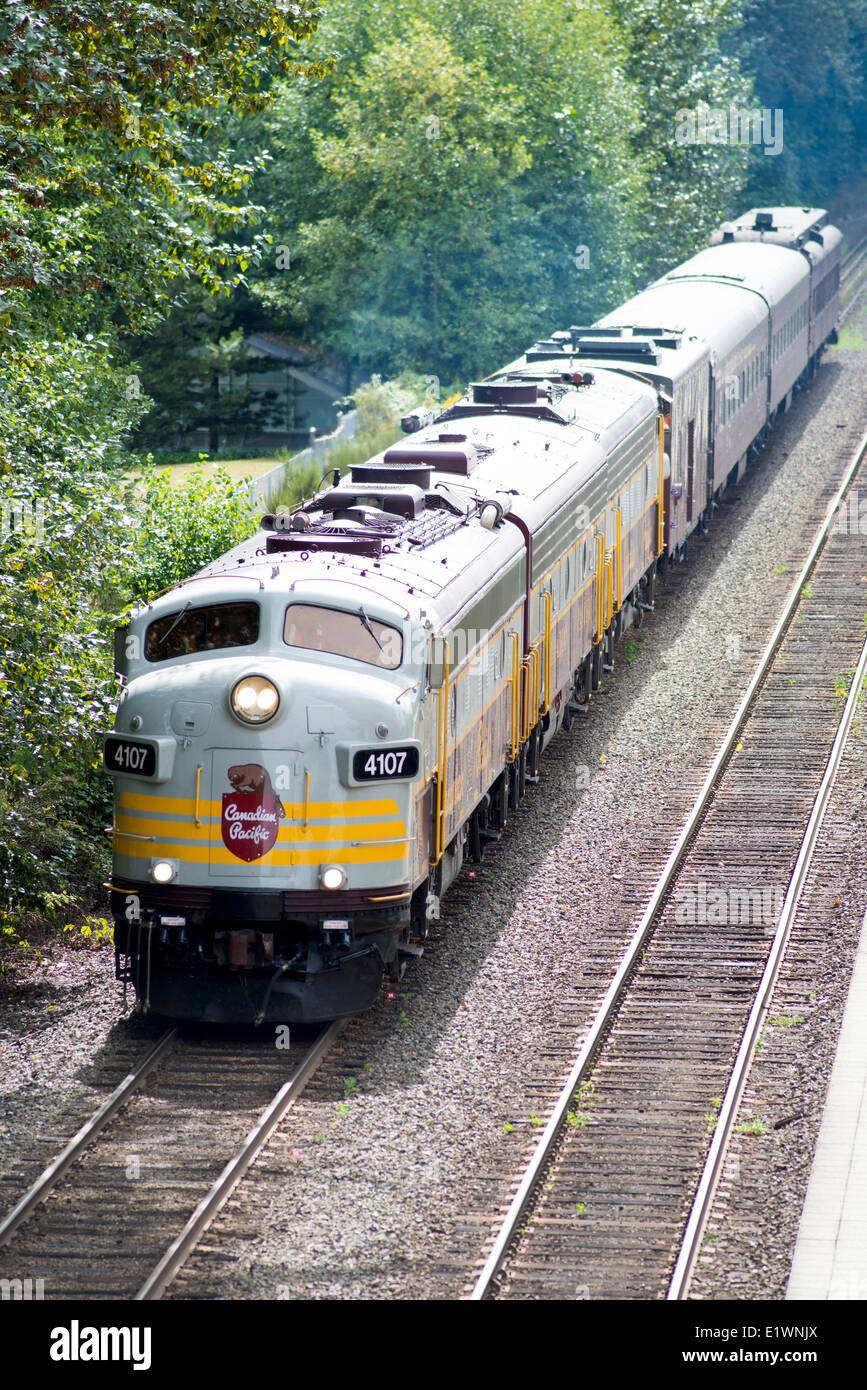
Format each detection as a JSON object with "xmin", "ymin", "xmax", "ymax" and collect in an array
[{"xmin": 105, "ymin": 205, "xmax": 841, "ymax": 1023}]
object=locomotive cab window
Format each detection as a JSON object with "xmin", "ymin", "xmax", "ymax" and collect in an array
[
  {"xmin": 145, "ymin": 602, "xmax": 260, "ymax": 662},
  {"xmin": 284, "ymin": 603, "xmax": 402, "ymax": 669}
]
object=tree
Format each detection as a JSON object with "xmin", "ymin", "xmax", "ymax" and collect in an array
[
  {"xmin": 258, "ymin": 21, "xmax": 542, "ymax": 379},
  {"xmin": 731, "ymin": 0, "xmax": 867, "ymax": 207},
  {"xmin": 0, "ymin": 2, "xmax": 330, "ymax": 939},
  {"xmin": 250, "ymin": 1, "xmax": 648, "ymax": 379},
  {"xmin": 611, "ymin": 0, "xmax": 754, "ymax": 280},
  {"xmin": 0, "ymin": 0, "xmax": 332, "ymax": 339},
  {"xmin": 128, "ymin": 285, "xmax": 281, "ymax": 454}
]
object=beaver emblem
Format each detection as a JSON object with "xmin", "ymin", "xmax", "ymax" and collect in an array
[{"xmin": 227, "ymin": 763, "xmax": 285, "ymax": 818}]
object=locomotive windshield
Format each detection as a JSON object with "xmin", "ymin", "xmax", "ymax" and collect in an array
[
  {"xmin": 284, "ymin": 602, "xmax": 402, "ymax": 669},
  {"xmin": 145, "ymin": 602, "xmax": 260, "ymax": 662}
]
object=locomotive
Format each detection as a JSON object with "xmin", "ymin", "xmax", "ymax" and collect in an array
[{"xmin": 105, "ymin": 206, "xmax": 841, "ymax": 1023}]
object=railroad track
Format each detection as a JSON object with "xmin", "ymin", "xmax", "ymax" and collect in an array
[
  {"xmin": 0, "ymin": 1021, "xmax": 344, "ymax": 1299},
  {"xmin": 838, "ymin": 227, "xmax": 867, "ymax": 319},
  {"xmin": 468, "ymin": 415, "xmax": 867, "ymax": 1301}
]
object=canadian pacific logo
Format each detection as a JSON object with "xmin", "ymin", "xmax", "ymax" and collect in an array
[{"xmin": 221, "ymin": 763, "xmax": 285, "ymax": 863}]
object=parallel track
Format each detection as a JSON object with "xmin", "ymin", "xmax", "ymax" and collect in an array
[{"xmin": 469, "ymin": 413, "xmax": 867, "ymax": 1301}]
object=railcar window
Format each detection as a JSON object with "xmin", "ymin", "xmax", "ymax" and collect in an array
[
  {"xmin": 283, "ymin": 602, "xmax": 402, "ymax": 669},
  {"xmin": 145, "ymin": 602, "xmax": 259, "ymax": 662}
]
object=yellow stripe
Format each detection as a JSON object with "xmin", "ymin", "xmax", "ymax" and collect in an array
[
  {"xmin": 114, "ymin": 814, "xmax": 406, "ymax": 844},
  {"xmin": 119, "ymin": 792, "xmax": 401, "ymax": 818},
  {"xmin": 113, "ymin": 837, "xmax": 409, "ymax": 867}
]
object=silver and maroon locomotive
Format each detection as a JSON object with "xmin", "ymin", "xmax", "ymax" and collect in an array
[{"xmin": 105, "ymin": 206, "xmax": 840, "ymax": 1022}]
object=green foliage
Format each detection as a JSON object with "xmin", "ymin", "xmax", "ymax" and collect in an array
[
  {"xmin": 268, "ymin": 455, "xmax": 325, "ymax": 511},
  {"xmin": 127, "ymin": 283, "xmax": 287, "ymax": 453},
  {"xmin": 735, "ymin": 1117, "xmax": 768, "ymax": 1135},
  {"xmin": 624, "ymin": 636, "xmax": 645, "ymax": 662},
  {"xmin": 732, "ymin": 0, "xmax": 867, "ymax": 206},
  {"xmin": 251, "ymin": 0, "xmax": 648, "ymax": 378},
  {"xmin": 62, "ymin": 914, "xmax": 113, "ymax": 949},
  {"xmin": 611, "ymin": 0, "xmax": 754, "ymax": 280},
  {"xmin": 0, "ymin": 0, "xmax": 331, "ymax": 336},
  {"xmin": 123, "ymin": 466, "xmax": 259, "ymax": 601},
  {"xmin": 0, "ymin": 356, "xmax": 259, "ymax": 938},
  {"xmin": 0, "ymin": 3, "xmax": 334, "ymax": 956}
]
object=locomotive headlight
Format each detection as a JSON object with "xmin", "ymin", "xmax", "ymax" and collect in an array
[
  {"xmin": 321, "ymin": 865, "xmax": 347, "ymax": 891},
  {"xmin": 230, "ymin": 675, "xmax": 280, "ymax": 724},
  {"xmin": 151, "ymin": 860, "xmax": 177, "ymax": 884}
]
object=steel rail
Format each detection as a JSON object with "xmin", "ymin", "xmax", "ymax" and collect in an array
[
  {"xmin": 841, "ymin": 238, "xmax": 867, "ymax": 285},
  {"xmin": 469, "ymin": 422, "xmax": 867, "ymax": 1300},
  {"xmin": 0, "ymin": 1027, "xmax": 177, "ymax": 1247},
  {"xmin": 838, "ymin": 232, "xmax": 867, "ymax": 323},
  {"xmin": 135, "ymin": 1017, "xmax": 346, "ymax": 1301},
  {"xmin": 668, "ymin": 624, "xmax": 867, "ymax": 1299}
]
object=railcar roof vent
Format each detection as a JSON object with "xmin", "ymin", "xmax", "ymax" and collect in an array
[
  {"xmin": 265, "ymin": 532, "xmax": 384, "ymax": 558},
  {"xmin": 569, "ymin": 326, "xmax": 625, "ymax": 339},
  {"xmin": 378, "ymin": 442, "xmax": 479, "ymax": 476},
  {"xmin": 753, "ymin": 211, "xmax": 776, "ymax": 232},
  {"xmin": 570, "ymin": 336, "xmax": 661, "ymax": 364},
  {"xmin": 525, "ymin": 340, "xmax": 565, "ymax": 358},
  {"xmin": 472, "ymin": 381, "xmax": 539, "ymax": 406},
  {"xmin": 318, "ymin": 483, "xmax": 425, "ymax": 519},
  {"xmin": 351, "ymin": 461, "xmax": 432, "ymax": 488}
]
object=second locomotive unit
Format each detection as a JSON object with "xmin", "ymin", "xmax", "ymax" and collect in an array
[{"xmin": 105, "ymin": 206, "xmax": 841, "ymax": 1022}]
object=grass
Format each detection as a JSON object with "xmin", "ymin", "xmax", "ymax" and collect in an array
[
  {"xmin": 735, "ymin": 1117, "xmax": 768, "ymax": 1136},
  {"xmin": 705, "ymin": 1095, "xmax": 722, "ymax": 1134},
  {"xmin": 624, "ymin": 634, "xmax": 645, "ymax": 663},
  {"xmin": 835, "ymin": 322, "xmax": 867, "ymax": 351},
  {"xmin": 566, "ymin": 1078, "xmax": 595, "ymax": 1130},
  {"xmin": 834, "ymin": 670, "xmax": 852, "ymax": 700}
]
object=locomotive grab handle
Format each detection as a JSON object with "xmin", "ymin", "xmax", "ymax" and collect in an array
[
  {"xmin": 194, "ymin": 766, "xmax": 202, "ymax": 828},
  {"xmin": 542, "ymin": 590, "xmax": 553, "ymax": 716},
  {"xmin": 657, "ymin": 416, "xmax": 665, "ymax": 556},
  {"xmin": 595, "ymin": 533, "xmax": 605, "ymax": 644},
  {"xmin": 615, "ymin": 506, "xmax": 622, "ymax": 613},
  {"xmin": 510, "ymin": 631, "xmax": 520, "ymax": 762}
]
